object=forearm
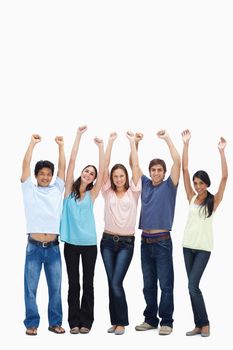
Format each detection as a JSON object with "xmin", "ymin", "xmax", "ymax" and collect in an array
[
  {"xmin": 57, "ymin": 144, "xmax": 66, "ymax": 180},
  {"xmin": 182, "ymin": 143, "xmax": 189, "ymax": 171},
  {"xmin": 220, "ymin": 150, "xmax": 228, "ymax": 180},
  {"xmin": 98, "ymin": 144, "xmax": 105, "ymax": 174},
  {"xmin": 70, "ymin": 134, "xmax": 82, "ymax": 162},
  {"xmin": 166, "ymin": 136, "xmax": 180, "ymax": 164},
  {"xmin": 22, "ymin": 141, "xmax": 35, "ymax": 169},
  {"xmin": 130, "ymin": 140, "xmax": 139, "ymax": 168},
  {"xmin": 104, "ymin": 140, "xmax": 114, "ymax": 168}
]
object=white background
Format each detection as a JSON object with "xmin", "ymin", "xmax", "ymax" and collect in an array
[{"xmin": 0, "ymin": 1, "xmax": 232, "ymax": 349}]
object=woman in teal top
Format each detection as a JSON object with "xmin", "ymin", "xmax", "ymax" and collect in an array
[
  {"xmin": 60, "ymin": 125, "xmax": 104, "ymax": 334},
  {"xmin": 181, "ymin": 129, "xmax": 228, "ymax": 338}
]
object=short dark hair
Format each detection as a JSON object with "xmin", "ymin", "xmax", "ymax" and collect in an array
[
  {"xmin": 34, "ymin": 160, "xmax": 54, "ymax": 176},
  {"xmin": 149, "ymin": 158, "xmax": 166, "ymax": 173}
]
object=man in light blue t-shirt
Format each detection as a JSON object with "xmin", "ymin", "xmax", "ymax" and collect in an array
[{"xmin": 21, "ymin": 134, "xmax": 66, "ymax": 336}]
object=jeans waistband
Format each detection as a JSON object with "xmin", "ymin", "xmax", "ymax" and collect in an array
[
  {"xmin": 103, "ymin": 232, "xmax": 135, "ymax": 243},
  {"xmin": 141, "ymin": 233, "xmax": 170, "ymax": 244},
  {"xmin": 28, "ymin": 237, "xmax": 59, "ymax": 248}
]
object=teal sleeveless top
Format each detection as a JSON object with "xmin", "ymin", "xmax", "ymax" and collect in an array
[{"xmin": 60, "ymin": 191, "xmax": 97, "ymax": 245}]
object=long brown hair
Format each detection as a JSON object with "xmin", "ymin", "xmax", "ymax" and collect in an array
[
  {"xmin": 110, "ymin": 164, "xmax": 129, "ymax": 191},
  {"xmin": 71, "ymin": 165, "xmax": 97, "ymax": 200}
]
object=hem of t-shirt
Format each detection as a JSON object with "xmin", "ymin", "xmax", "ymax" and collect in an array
[
  {"xmin": 182, "ymin": 244, "xmax": 212, "ymax": 252},
  {"xmin": 26, "ymin": 232, "xmax": 60, "ymax": 235},
  {"xmin": 61, "ymin": 239, "xmax": 97, "ymax": 246}
]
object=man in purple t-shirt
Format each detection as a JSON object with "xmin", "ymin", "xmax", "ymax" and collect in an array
[{"xmin": 134, "ymin": 130, "xmax": 181, "ymax": 336}]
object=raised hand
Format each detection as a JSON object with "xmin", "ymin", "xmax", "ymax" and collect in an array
[
  {"xmin": 108, "ymin": 132, "xmax": 118, "ymax": 142},
  {"xmin": 218, "ymin": 137, "xmax": 227, "ymax": 151},
  {"xmin": 156, "ymin": 130, "xmax": 168, "ymax": 139},
  {"xmin": 135, "ymin": 132, "xmax": 143, "ymax": 143},
  {"xmin": 94, "ymin": 137, "xmax": 103, "ymax": 146},
  {"xmin": 31, "ymin": 134, "xmax": 42, "ymax": 144},
  {"xmin": 181, "ymin": 129, "xmax": 191, "ymax": 144},
  {"xmin": 77, "ymin": 125, "xmax": 88, "ymax": 135},
  {"xmin": 126, "ymin": 131, "xmax": 135, "ymax": 142},
  {"xmin": 55, "ymin": 136, "xmax": 64, "ymax": 146}
]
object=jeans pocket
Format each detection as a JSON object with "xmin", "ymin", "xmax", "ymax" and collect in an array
[{"xmin": 26, "ymin": 242, "xmax": 38, "ymax": 256}]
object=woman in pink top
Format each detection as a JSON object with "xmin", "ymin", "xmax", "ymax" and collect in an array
[{"xmin": 100, "ymin": 131, "xmax": 141, "ymax": 335}]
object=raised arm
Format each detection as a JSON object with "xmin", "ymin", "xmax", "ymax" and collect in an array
[
  {"xmin": 55, "ymin": 136, "xmax": 66, "ymax": 181},
  {"xmin": 181, "ymin": 129, "xmax": 195, "ymax": 201},
  {"xmin": 103, "ymin": 132, "xmax": 117, "ymax": 184},
  {"xmin": 126, "ymin": 131, "xmax": 141, "ymax": 185},
  {"xmin": 157, "ymin": 130, "xmax": 181, "ymax": 186},
  {"xmin": 64, "ymin": 125, "xmax": 87, "ymax": 198},
  {"xmin": 129, "ymin": 133, "xmax": 143, "ymax": 176},
  {"xmin": 90, "ymin": 137, "xmax": 105, "ymax": 201},
  {"xmin": 214, "ymin": 137, "xmax": 228, "ymax": 210},
  {"xmin": 21, "ymin": 134, "xmax": 41, "ymax": 182}
]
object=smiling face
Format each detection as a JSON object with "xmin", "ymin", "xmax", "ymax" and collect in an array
[
  {"xmin": 112, "ymin": 168, "xmax": 127, "ymax": 190},
  {"xmin": 36, "ymin": 167, "xmax": 53, "ymax": 187},
  {"xmin": 193, "ymin": 177, "xmax": 208, "ymax": 196},
  {"xmin": 81, "ymin": 166, "xmax": 97, "ymax": 185},
  {"xmin": 150, "ymin": 164, "xmax": 165, "ymax": 185}
]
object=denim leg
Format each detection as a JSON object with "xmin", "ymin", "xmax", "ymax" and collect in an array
[
  {"xmin": 24, "ymin": 243, "xmax": 42, "ymax": 329},
  {"xmin": 183, "ymin": 248, "xmax": 210, "ymax": 327},
  {"xmin": 156, "ymin": 240, "xmax": 174, "ymax": 327},
  {"xmin": 101, "ymin": 238, "xmax": 134, "ymax": 326},
  {"xmin": 101, "ymin": 239, "xmax": 116, "ymax": 325},
  {"xmin": 44, "ymin": 245, "xmax": 63, "ymax": 327},
  {"xmin": 141, "ymin": 243, "xmax": 159, "ymax": 328}
]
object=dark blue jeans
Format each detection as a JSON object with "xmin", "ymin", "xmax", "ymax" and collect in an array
[
  {"xmin": 141, "ymin": 239, "xmax": 174, "ymax": 328},
  {"xmin": 100, "ymin": 234, "xmax": 134, "ymax": 326},
  {"xmin": 183, "ymin": 247, "xmax": 210, "ymax": 327}
]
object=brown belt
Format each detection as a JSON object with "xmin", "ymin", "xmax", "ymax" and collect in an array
[{"xmin": 141, "ymin": 234, "xmax": 170, "ymax": 244}]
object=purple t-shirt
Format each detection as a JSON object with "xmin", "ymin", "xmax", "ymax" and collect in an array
[{"xmin": 139, "ymin": 175, "xmax": 178, "ymax": 231}]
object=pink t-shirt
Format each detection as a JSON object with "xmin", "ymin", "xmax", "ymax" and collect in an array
[{"xmin": 101, "ymin": 177, "xmax": 141, "ymax": 235}]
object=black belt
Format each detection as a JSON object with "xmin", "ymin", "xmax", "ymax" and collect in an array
[
  {"xmin": 28, "ymin": 237, "xmax": 59, "ymax": 248},
  {"xmin": 141, "ymin": 234, "xmax": 170, "ymax": 244},
  {"xmin": 103, "ymin": 232, "xmax": 135, "ymax": 243}
]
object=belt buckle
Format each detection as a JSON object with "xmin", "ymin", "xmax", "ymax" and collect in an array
[
  {"xmin": 42, "ymin": 241, "xmax": 48, "ymax": 248},
  {"xmin": 113, "ymin": 235, "xmax": 119, "ymax": 242}
]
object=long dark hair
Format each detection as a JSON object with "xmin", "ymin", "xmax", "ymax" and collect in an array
[
  {"xmin": 110, "ymin": 164, "xmax": 129, "ymax": 191},
  {"xmin": 193, "ymin": 170, "xmax": 214, "ymax": 218},
  {"xmin": 71, "ymin": 164, "xmax": 97, "ymax": 200}
]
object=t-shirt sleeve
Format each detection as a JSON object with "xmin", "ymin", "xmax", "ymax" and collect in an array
[
  {"xmin": 130, "ymin": 178, "xmax": 142, "ymax": 192},
  {"xmin": 167, "ymin": 176, "xmax": 178, "ymax": 189},
  {"xmin": 55, "ymin": 176, "xmax": 65, "ymax": 193},
  {"xmin": 21, "ymin": 176, "xmax": 33, "ymax": 189}
]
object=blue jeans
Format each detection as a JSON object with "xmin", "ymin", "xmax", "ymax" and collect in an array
[
  {"xmin": 141, "ymin": 239, "xmax": 174, "ymax": 328},
  {"xmin": 183, "ymin": 247, "xmax": 210, "ymax": 327},
  {"xmin": 100, "ymin": 234, "xmax": 134, "ymax": 326},
  {"xmin": 24, "ymin": 242, "xmax": 63, "ymax": 328}
]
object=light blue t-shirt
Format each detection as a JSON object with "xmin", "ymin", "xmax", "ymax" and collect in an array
[
  {"xmin": 139, "ymin": 175, "xmax": 178, "ymax": 231},
  {"xmin": 21, "ymin": 176, "xmax": 64, "ymax": 234},
  {"xmin": 60, "ymin": 191, "xmax": 97, "ymax": 246}
]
